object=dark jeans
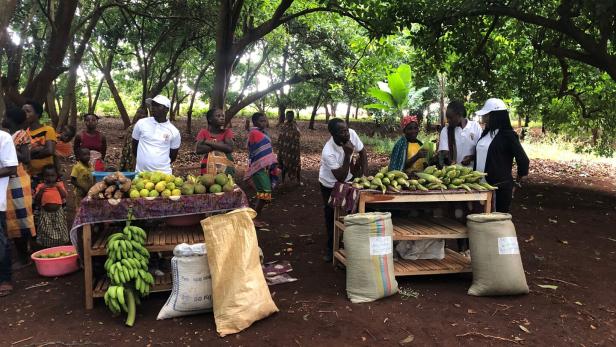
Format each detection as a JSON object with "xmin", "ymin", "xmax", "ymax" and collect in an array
[
  {"xmin": 320, "ymin": 183, "xmax": 334, "ymax": 255},
  {"xmin": 0, "ymin": 212, "xmax": 11, "ymax": 282},
  {"xmin": 494, "ymin": 181, "xmax": 514, "ymax": 213}
]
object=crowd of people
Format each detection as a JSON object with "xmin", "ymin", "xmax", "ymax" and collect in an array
[{"xmin": 0, "ymin": 94, "xmax": 528, "ymax": 296}]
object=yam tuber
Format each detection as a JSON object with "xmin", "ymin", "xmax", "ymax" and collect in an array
[
  {"xmin": 104, "ymin": 173, "xmax": 119, "ymax": 185},
  {"xmin": 113, "ymin": 190, "xmax": 123, "ymax": 199},
  {"xmin": 87, "ymin": 181, "xmax": 108, "ymax": 198}
]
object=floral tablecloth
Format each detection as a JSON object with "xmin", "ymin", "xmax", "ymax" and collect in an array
[{"xmin": 69, "ymin": 188, "xmax": 249, "ymax": 248}]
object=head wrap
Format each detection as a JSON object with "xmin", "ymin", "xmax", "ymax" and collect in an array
[{"xmin": 401, "ymin": 115, "xmax": 419, "ymax": 129}]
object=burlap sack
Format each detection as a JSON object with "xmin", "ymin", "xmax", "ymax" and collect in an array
[
  {"xmin": 201, "ymin": 208, "xmax": 278, "ymax": 336},
  {"xmin": 206, "ymin": 151, "xmax": 234, "ymax": 175},
  {"xmin": 344, "ymin": 212, "xmax": 398, "ymax": 303},
  {"xmin": 467, "ymin": 213, "xmax": 529, "ymax": 296}
]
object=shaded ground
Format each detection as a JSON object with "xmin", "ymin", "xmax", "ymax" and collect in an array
[{"xmin": 1, "ymin": 117, "xmax": 615, "ymax": 346}]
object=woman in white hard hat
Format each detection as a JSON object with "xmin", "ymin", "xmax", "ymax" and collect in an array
[{"xmin": 474, "ymin": 98, "xmax": 529, "ymax": 213}]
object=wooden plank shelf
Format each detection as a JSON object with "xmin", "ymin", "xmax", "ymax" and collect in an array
[
  {"xmin": 334, "ymin": 248, "xmax": 471, "ymax": 276},
  {"xmin": 93, "ymin": 273, "xmax": 173, "ymax": 298},
  {"xmin": 392, "ymin": 217, "xmax": 467, "ymax": 240},
  {"xmin": 90, "ymin": 225, "xmax": 205, "ymax": 256}
]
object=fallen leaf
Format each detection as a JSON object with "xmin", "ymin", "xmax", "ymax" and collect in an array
[
  {"xmin": 514, "ymin": 337, "xmax": 524, "ymax": 341},
  {"xmin": 569, "ymin": 220, "xmax": 576, "ymax": 224},
  {"xmin": 453, "ymin": 303, "xmax": 461, "ymax": 308},
  {"xmin": 537, "ymin": 284, "xmax": 558, "ymax": 290},
  {"xmin": 361, "ymin": 337, "xmax": 367, "ymax": 342},
  {"xmin": 590, "ymin": 325, "xmax": 597, "ymax": 330},
  {"xmin": 524, "ymin": 235, "xmax": 535, "ymax": 243},
  {"xmin": 383, "ymin": 318, "xmax": 389, "ymax": 323},
  {"xmin": 303, "ymin": 314, "xmax": 310, "ymax": 321},
  {"xmin": 559, "ymin": 240, "xmax": 569, "ymax": 245},
  {"xmin": 519, "ymin": 325, "xmax": 530, "ymax": 333},
  {"xmin": 399, "ymin": 334, "xmax": 415, "ymax": 345},
  {"xmin": 574, "ymin": 301, "xmax": 583, "ymax": 306},
  {"xmin": 467, "ymin": 309, "xmax": 477, "ymax": 314},
  {"xmin": 260, "ymin": 228, "xmax": 271, "ymax": 232},
  {"xmin": 533, "ymin": 254, "xmax": 545, "ymax": 261},
  {"xmin": 274, "ymin": 252, "xmax": 280, "ymax": 256},
  {"xmin": 548, "ymin": 218, "xmax": 558, "ymax": 224}
]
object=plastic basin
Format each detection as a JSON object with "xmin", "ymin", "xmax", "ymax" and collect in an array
[
  {"xmin": 31, "ymin": 245, "xmax": 80, "ymax": 277},
  {"xmin": 93, "ymin": 171, "xmax": 136, "ymax": 182}
]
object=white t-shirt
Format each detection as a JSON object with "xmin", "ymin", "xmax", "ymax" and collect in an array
[
  {"xmin": 319, "ymin": 129, "xmax": 364, "ymax": 188},
  {"xmin": 132, "ymin": 117, "xmax": 181, "ymax": 174},
  {"xmin": 0, "ymin": 130, "xmax": 18, "ymax": 211},
  {"xmin": 438, "ymin": 120, "xmax": 482, "ymax": 167},
  {"xmin": 475, "ymin": 129, "xmax": 498, "ymax": 176}
]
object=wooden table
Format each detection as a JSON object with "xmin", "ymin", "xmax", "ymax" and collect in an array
[
  {"xmin": 333, "ymin": 189, "xmax": 492, "ymax": 276},
  {"xmin": 73, "ymin": 189, "xmax": 249, "ymax": 309}
]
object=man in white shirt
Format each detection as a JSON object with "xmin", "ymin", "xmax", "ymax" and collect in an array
[
  {"xmin": 0, "ymin": 129, "xmax": 18, "ymax": 296},
  {"xmin": 438, "ymin": 100, "xmax": 482, "ymax": 167},
  {"xmin": 319, "ymin": 118, "xmax": 368, "ymax": 262},
  {"xmin": 132, "ymin": 95, "xmax": 181, "ymax": 174}
]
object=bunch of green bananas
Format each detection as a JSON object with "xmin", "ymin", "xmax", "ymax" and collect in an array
[
  {"xmin": 352, "ymin": 168, "xmax": 412, "ymax": 193},
  {"xmin": 415, "ymin": 165, "xmax": 498, "ymax": 191},
  {"xmin": 103, "ymin": 224, "xmax": 153, "ymax": 326}
]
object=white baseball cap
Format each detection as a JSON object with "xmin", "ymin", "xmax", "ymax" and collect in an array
[
  {"xmin": 146, "ymin": 95, "xmax": 171, "ymax": 109},
  {"xmin": 475, "ymin": 98, "xmax": 507, "ymax": 116}
]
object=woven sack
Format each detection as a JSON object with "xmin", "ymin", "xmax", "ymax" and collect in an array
[
  {"xmin": 201, "ymin": 208, "xmax": 278, "ymax": 336},
  {"xmin": 467, "ymin": 213, "xmax": 529, "ymax": 296},
  {"xmin": 343, "ymin": 212, "xmax": 398, "ymax": 303}
]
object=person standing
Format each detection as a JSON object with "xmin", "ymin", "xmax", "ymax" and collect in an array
[
  {"xmin": 319, "ymin": 118, "xmax": 368, "ymax": 262},
  {"xmin": 438, "ymin": 100, "xmax": 482, "ymax": 168},
  {"xmin": 132, "ymin": 95, "xmax": 181, "ymax": 174},
  {"xmin": 2, "ymin": 108, "xmax": 35, "ymax": 268},
  {"xmin": 23, "ymin": 101, "xmax": 56, "ymax": 185},
  {"xmin": 118, "ymin": 107, "xmax": 147, "ymax": 172},
  {"xmin": 388, "ymin": 115, "xmax": 427, "ymax": 173},
  {"xmin": 0, "ymin": 126, "xmax": 19, "ymax": 296},
  {"xmin": 474, "ymin": 98, "xmax": 529, "ymax": 213},
  {"xmin": 245, "ymin": 113, "xmax": 278, "ymax": 228},
  {"xmin": 195, "ymin": 108, "xmax": 234, "ymax": 175},
  {"xmin": 73, "ymin": 113, "xmax": 107, "ymax": 171},
  {"xmin": 277, "ymin": 110, "xmax": 302, "ymax": 185}
]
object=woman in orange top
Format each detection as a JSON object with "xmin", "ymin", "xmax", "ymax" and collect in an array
[
  {"xmin": 33, "ymin": 165, "xmax": 68, "ymax": 247},
  {"xmin": 23, "ymin": 101, "xmax": 56, "ymax": 185}
]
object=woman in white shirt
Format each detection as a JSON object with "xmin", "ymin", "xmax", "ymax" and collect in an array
[{"xmin": 438, "ymin": 100, "xmax": 482, "ymax": 168}]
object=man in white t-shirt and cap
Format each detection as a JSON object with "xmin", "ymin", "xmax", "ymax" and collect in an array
[
  {"xmin": 318, "ymin": 118, "xmax": 368, "ymax": 262},
  {"xmin": 132, "ymin": 95, "xmax": 181, "ymax": 174}
]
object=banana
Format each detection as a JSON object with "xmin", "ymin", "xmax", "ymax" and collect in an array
[
  {"xmin": 123, "ymin": 267, "xmax": 131, "ymax": 281},
  {"xmin": 117, "ymin": 286, "xmax": 125, "ymax": 306},
  {"xmin": 120, "ymin": 240, "xmax": 127, "ymax": 252},
  {"xmin": 108, "ymin": 285, "xmax": 117, "ymax": 299},
  {"xmin": 110, "ymin": 297, "xmax": 121, "ymax": 313},
  {"xmin": 121, "ymin": 259, "xmax": 132, "ymax": 269}
]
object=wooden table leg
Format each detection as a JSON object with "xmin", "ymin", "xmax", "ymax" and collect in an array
[
  {"xmin": 358, "ymin": 194, "xmax": 366, "ymax": 213},
  {"xmin": 83, "ymin": 224, "xmax": 93, "ymax": 310},
  {"xmin": 484, "ymin": 191, "xmax": 493, "ymax": 213},
  {"xmin": 333, "ymin": 206, "xmax": 340, "ymax": 266}
]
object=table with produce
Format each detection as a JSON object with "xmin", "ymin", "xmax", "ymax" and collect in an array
[{"xmin": 72, "ymin": 170, "xmax": 249, "ymax": 312}]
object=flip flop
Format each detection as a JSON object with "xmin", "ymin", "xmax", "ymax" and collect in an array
[{"xmin": 0, "ymin": 283, "xmax": 13, "ymax": 297}]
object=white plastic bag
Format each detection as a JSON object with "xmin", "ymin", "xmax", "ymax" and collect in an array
[
  {"xmin": 157, "ymin": 243, "xmax": 213, "ymax": 320},
  {"xmin": 395, "ymin": 240, "xmax": 445, "ymax": 260}
]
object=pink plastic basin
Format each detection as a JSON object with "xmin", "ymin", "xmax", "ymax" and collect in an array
[{"xmin": 31, "ymin": 245, "xmax": 80, "ymax": 277}]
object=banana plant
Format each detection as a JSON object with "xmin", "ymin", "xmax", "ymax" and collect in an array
[{"xmin": 364, "ymin": 64, "xmax": 428, "ymax": 127}]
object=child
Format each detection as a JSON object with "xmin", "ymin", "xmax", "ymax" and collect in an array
[
  {"xmin": 70, "ymin": 147, "xmax": 94, "ymax": 210},
  {"xmin": 74, "ymin": 114, "xmax": 106, "ymax": 171},
  {"xmin": 55, "ymin": 125, "xmax": 76, "ymax": 179},
  {"xmin": 34, "ymin": 165, "xmax": 69, "ymax": 247}
]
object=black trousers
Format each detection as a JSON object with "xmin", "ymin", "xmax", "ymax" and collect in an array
[
  {"xmin": 494, "ymin": 181, "xmax": 514, "ymax": 213},
  {"xmin": 320, "ymin": 183, "xmax": 334, "ymax": 254}
]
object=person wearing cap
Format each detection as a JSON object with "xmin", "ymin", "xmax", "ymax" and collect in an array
[
  {"xmin": 74, "ymin": 113, "xmax": 107, "ymax": 171},
  {"xmin": 474, "ymin": 98, "xmax": 529, "ymax": 213},
  {"xmin": 132, "ymin": 95, "xmax": 181, "ymax": 174},
  {"xmin": 438, "ymin": 100, "xmax": 482, "ymax": 168}
]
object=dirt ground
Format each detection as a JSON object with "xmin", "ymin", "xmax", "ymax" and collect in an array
[{"xmin": 1, "ymin": 117, "xmax": 616, "ymax": 346}]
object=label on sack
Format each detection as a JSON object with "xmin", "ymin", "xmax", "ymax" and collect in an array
[
  {"xmin": 498, "ymin": 237, "xmax": 520, "ymax": 255},
  {"xmin": 369, "ymin": 236, "xmax": 392, "ymax": 256}
]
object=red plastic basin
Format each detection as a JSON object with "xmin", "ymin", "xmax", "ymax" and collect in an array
[{"xmin": 31, "ymin": 245, "xmax": 80, "ymax": 277}]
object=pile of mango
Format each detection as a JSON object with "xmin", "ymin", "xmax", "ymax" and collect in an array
[
  {"xmin": 352, "ymin": 165, "xmax": 498, "ymax": 193},
  {"xmin": 36, "ymin": 251, "xmax": 77, "ymax": 258},
  {"xmin": 180, "ymin": 173, "xmax": 235, "ymax": 195},
  {"xmin": 129, "ymin": 171, "xmax": 183, "ymax": 199}
]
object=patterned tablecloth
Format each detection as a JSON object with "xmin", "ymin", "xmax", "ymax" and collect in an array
[{"xmin": 69, "ymin": 188, "xmax": 249, "ymax": 247}]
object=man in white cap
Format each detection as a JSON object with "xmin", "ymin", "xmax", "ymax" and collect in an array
[{"xmin": 132, "ymin": 95, "xmax": 181, "ymax": 174}]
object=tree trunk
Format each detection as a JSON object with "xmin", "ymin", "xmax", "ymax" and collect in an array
[
  {"xmin": 277, "ymin": 103, "xmax": 287, "ymax": 125},
  {"xmin": 21, "ymin": 0, "xmax": 78, "ymax": 103},
  {"xmin": 521, "ymin": 113, "xmax": 530, "ymax": 140},
  {"xmin": 277, "ymin": 46, "xmax": 289, "ymax": 125},
  {"xmin": 210, "ymin": 0, "xmax": 235, "ymax": 110},
  {"xmin": 99, "ymin": 53, "xmax": 131, "ymax": 128},
  {"xmin": 45, "ymin": 87, "xmax": 59, "ymax": 127},
  {"xmin": 90, "ymin": 77, "xmax": 104, "ymax": 113},
  {"xmin": 308, "ymin": 92, "xmax": 322, "ymax": 130},
  {"xmin": 345, "ymin": 98, "xmax": 353, "ymax": 124},
  {"xmin": 438, "ymin": 73, "xmax": 446, "ymax": 127},
  {"xmin": 69, "ymin": 94, "xmax": 78, "ymax": 129},
  {"xmin": 57, "ymin": 66, "xmax": 78, "ymax": 129},
  {"xmin": 169, "ymin": 78, "xmax": 178, "ymax": 121},
  {"xmin": 354, "ymin": 104, "xmax": 359, "ymax": 119},
  {"xmin": 324, "ymin": 103, "xmax": 331, "ymax": 122},
  {"xmin": 187, "ymin": 66, "xmax": 208, "ymax": 135},
  {"xmin": 330, "ymin": 102, "xmax": 337, "ymax": 118}
]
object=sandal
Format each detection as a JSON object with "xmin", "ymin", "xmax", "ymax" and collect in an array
[{"xmin": 0, "ymin": 282, "xmax": 13, "ymax": 297}]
